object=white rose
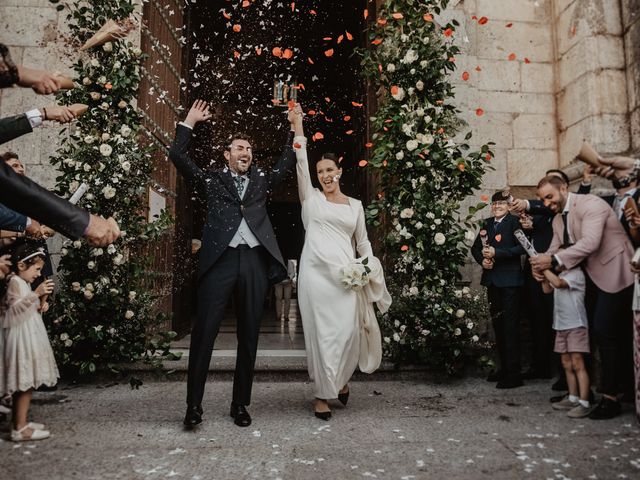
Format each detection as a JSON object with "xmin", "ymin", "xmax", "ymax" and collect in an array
[
  {"xmin": 434, "ymin": 232, "xmax": 446, "ymax": 245},
  {"xmin": 125, "ymin": 310, "xmax": 134, "ymax": 319},
  {"xmin": 107, "ymin": 244, "xmax": 116, "ymax": 254},
  {"xmin": 121, "ymin": 161, "xmax": 131, "ymax": 172},
  {"xmin": 472, "ymin": 335, "xmax": 479, "ymax": 342},
  {"xmin": 462, "ymin": 286, "xmax": 470, "ymax": 295},
  {"xmin": 87, "ymin": 261, "xmax": 96, "ymax": 270},
  {"xmin": 82, "ymin": 77, "xmax": 92, "ymax": 85},
  {"xmin": 454, "ymin": 328, "xmax": 462, "ymax": 336},
  {"xmin": 60, "ymin": 333, "xmax": 69, "ymax": 341},
  {"xmin": 400, "ymin": 34, "xmax": 409, "ymax": 42},
  {"xmin": 73, "ymin": 240, "xmax": 82, "ymax": 248},
  {"xmin": 416, "ymin": 80, "xmax": 425, "ymax": 91},
  {"xmin": 102, "ymin": 185, "xmax": 116, "ymax": 199},
  {"xmin": 113, "ymin": 253, "xmax": 125, "ymax": 265},
  {"xmin": 400, "ymin": 208, "xmax": 414, "ymax": 219},
  {"xmin": 61, "ymin": 248, "xmax": 68, "ymax": 256},
  {"xmin": 393, "ymin": 333, "xmax": 401, "ymax": 342},
  {"xmin": 409, "ymin": 286, "xmax": 419, "ymax": 296},
  {"xmin": 421, "ymin": 329, "xmax": 430, "ymax": 336},
  {"xmin": 102, "ymin": 42, "xmax": 113, "ymax": 52},
  {"xmin": 387, "ymin": 63, "xmax": 396, "ymax": 72},
  {"xmin": 384, "ymin": 336, "xmax": 391, "ymax": 344},
  {"xmin": 64, "ymin": 339, "xmax": 73, "ymax": 347},
  {"xmin": 406, "ymin": 139, "xmax": 419, "ymax": 151},
  {"xmin": 85, "ymin": 283, "xmax": 95, "ymax": 291},
  {"xmin": 392, "ymin": 86, "xmax": 406, "ymax": 101},
  {"xmin": 132, "ymin": 47, "xmax": 142, "ymax": 57},
  {"xmin": 420, "ymin": 60, "xmax": 428, "ymax": 68},
  {"xmin": 402, "ymin": 49, "xmax": 419, "ymax": 64},
  {"xmin": 84, "ymin": 290, "xmax": 94, "ymax": 300},
  {"xmin": 118, "ymin": 100, "xmax": 128, "ymax": 109},
  {"xmin": 415, "ymin": 222, "xmax": 423, "ymax": 230},
  {"xmin": 128, "ymin": 291, "xmax": 137, "ymax": 301},
  {"xmin": 113, "ymin": 61, "xmax": 121, "ymax": 69},
  {"xmin": 456, "ymin": 309, "xmax": 465, "ymax": 318},
  {"xmin": 434, "ymin": 219, "xmax": 442, "ymax": 225},
  {"xmin": 454, "ymin": 290, "xmax": 463, "ymax": 298},
  {"xmin": 416, "ymin": 108, "xmax": 425, "ymax": 117},
  {"xmin": 93, "ymin": 248, "xmax": 103, "ymax": 257},
  {"xmin": 84, "ymin": 135, "xmax": 95, "ymax": 144},
  {"xmin": 100, "ymin": 102, "xmax": 109, "ymax": 110},
  {"xmin": 101, "ymin": 133, "xmax": 111, "ymax": 141},
  {"xmin": 83, "ymin": 163, "xmax": 92, "ymax": 172},
  {"xmin": 120, "ymin": 125, "xmax": 132, "ymax": 137},
  {"xmin": 467, "ymin": 322, "xmax": 474, "ymax": 329},
  {"xmin": 98, "ymin": 76, "xmax": 107, "ymax": 84},
  {"xmin": 91, "ymin": 59, "xmax": 100, "ymax": 67},
  {"xmin": 71, "ymin": 282, "xmax": 81, "ymax": 292},
  {"xmin": 100, "ymin": 144, "xmax": 113, "ymax": 156},
  {"xmin": 396, "ymin": 151, "xmax": 405, "ymax": 160}
]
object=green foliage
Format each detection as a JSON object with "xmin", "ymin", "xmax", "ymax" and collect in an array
[
  {"xmin": 358, "ymin": 0, "xmax": 493, "ymax": 373},
  {"xmin": 47, "ymin": 0, "xmax": 179, "ymax": 377}
]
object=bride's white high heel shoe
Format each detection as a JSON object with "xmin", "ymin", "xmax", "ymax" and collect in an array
[{"xmin": 11, "ymin": 424, "xmax": 50, "ymax": 442}]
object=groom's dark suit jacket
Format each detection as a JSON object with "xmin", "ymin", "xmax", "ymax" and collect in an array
[{"xmin": 169, "ymin": 124, "xmax": 296, "ymax": 283}]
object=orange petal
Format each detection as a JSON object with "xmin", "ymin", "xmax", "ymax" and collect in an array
[
  {"xmin": 222, "ymin": 11, "xmax": 231, "ymax": 20},
  {"xmin": 324, "ymin": 97, "xmax": 331, "ymax": 102},
  {"xmin": 371, "ymin": 38, "xmax": 383, "ymax": 45},
  {"xmin": 337, "ymin": 34, "xmax": 344, "ymax": 44},
  {"xmin": 505, "ymin": 22, "xmax": 513, "ymax": 28},
  {"xmin": 462, "ymin": 71, "xmax": 470, "ymax": 81},
  {"xmin": 392, "ymin": 13, "xmax": 404, "ymax": 19},
  {"xmin": 346, "ymin": 31, "xmax": 353, "ymax": 40},
  {"xmin": 377, "ymin": 18, "xmax": 387, "ymax": 26},
  {"xmin": 283, "ymin": 48, "xmax": 293, "ymax": 59},
  {"xmin": 390, "ymin": 85, "xmax": 399, "ymax": 95},
  {"xmin": 233, "ymin": 50, "xmax": 241, "ymax": 58},
  {"xmin": 485, "ymin": 153, "xmax": 492, "ymax": 161},
  {"xmin": 287, "ymin": 99, "xmax": 296, "ymax": 109},
  {"xmin": 346, "ymin": 130, "xmax": 354, "ymax": 135},
  {"xmin": 358, "ymin": 160, "xmax": 368, "ymax": 167},
  {"xmin": 524, "ymin": 57, "xmax": 531, "ymax": 64},
  {"xmin": 424, "ymin": 13, "xmax": 433, "ymax": 22},
  {"xmin": 444, "ymin": 28, "xmax": 453, "ymax": 37},
  {"xmin": 382, "ymin": 160, "xmax": 388, "ymax": 167},
  {"xmin": 255, "ymin": 47, "xmax": 262, "ymax": 55},
  {"xmin": 508, "ymin": 53, "xmax": 517, "ymax": 61},
  {"xmin": 232, "ymin": 24, "xmax": 241, "ymax": 33},
  {"xmin": 401, "ymin": 245, "xmax": 409, "ymax": 252},
  {"xmin": 310, "ymin": 9, "xmax": 317, "ymax": 15},
  {"xmin": 242, "ymin": 0, "xmax": 250, "ymax": 7},
  {"xmin": 351, "ymin": 101, "xmax": 363, "ymax": 107},
  {"xmin": 315, "ymin": 132, "xmax": 324, "ymax": 140},
  {"xmin": 478, "ymin": 16, "xmax": 488, "ymax": 25},
  {"xmin": 272, "ymin": 47, "xmax": 282, "ymax": 58},
  {"xmin": 307, "ymin": 110, "xmax": 316, "ymax": 115},
  {"xmin": 308, "ymin": 57, "xmax": 314, "ymax": 64},
  {"xmin": 475, "ymin": 108, "xmax": 484, "ymax": 116},
  {"xmin": 475, "ymin": 65, "xmax": 482, "ymax": 71},
  {"xmin": 365, "ymin": 142, "xmax": 373, "ymax": 148},
  {"xmin": 364, "ymin": 9, "xmax": 369, "ymax": 19},
  {"xmin": 291, "ymin": 2, "xmax": 295, "ymax": 12},
  {"xmin": 343, "ymin": 115, "xmax": 351, "ymax": 121},
  {"xmin": 324, "ymin": 49, "xmax": 334, "ymax": 57},
  {"xmin": 293, "ymin": 142, "xmax": 302, "ymax": 149},
  {"xmin": 457, "ymin": 163, "xmax": 465, "ymax": 172},
  {"xmin": 480, "ymin": 194, "xmax": 489, "ymax": 202}
]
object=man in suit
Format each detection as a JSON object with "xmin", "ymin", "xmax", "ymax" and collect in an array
[
  {"xmin": 531, "ymin": 175, "xmax": 635, "ymax": 419},
  {"xmin": 170, "ymin": 100, "xmax": 297, "ymax": 428},
  {"xmin": 472, "ymin": 191, "xmax": 525, "ymax": 388}
]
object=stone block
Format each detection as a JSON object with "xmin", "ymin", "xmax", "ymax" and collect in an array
[
  {"xmin": 0, "ymin": 7, "xmax": 58, "ymax": 48},
  {"xmin": 480, "ymin": 147, "xmax": 508, "ymax": 189},
  {"xmin": 559, "ymin": 118, "xmax": 591, "ymax": 167},
  {"xmin": 22, "ymin": 45, "xmax": 74, "ymax": 78},
  {"xmin": 27, "ymin": 163, "xmax": 60, "ymax": 190},
  {"xmin": 554, "ymin": 0, "xmax": 578, "ymax": 18},
  {"xmin": 466, "ymin": 112, "xmax": 515, "ymax": 149},
  {"xmin": 557, "ymin": 35, "xmax": 626, "ymax": 90},
  {"xmin": 476, "ymin": 0, "xmax": 551, "ymax": 22},
  {"xmin": 475, "ymin": 59, "xmax": 521, "ymax": 92},
  {"xmin": 520, "ymin": 62, "xmax": 554, "ymax": 93},
  {"xmin": 624, "ymin": 16, "xmax": 640, "ymax": 69},
  {"xmin": 555, "ymin": 0, "xmax": 623, "ymax": 56},
  {"xmin": 476, "ymin": 21, "xmax": 553, "ymax": 62},
  {"xmin": 631, "ymin": 107, "xmax": 640, "ymax": 153},
  {"xmin": 621, "ymin": 0, "xmax": 640, "ymax": 29},
  {"xmin": 507, "ymin": 149, "xmax": 558, "ymax": 186},
  {"xmin": 479, "ymin": 91, "xmax": 555, "ymax": 114},
  {"xmin": 513, "ymin": 113, "xmax": 557, "ymax": 149},
  {"xmin": 627, "ymin": 60, "xmax": 640, "ymax": 113},
  {"xmin": 559, "ymin": 114, "xmax": 631, "ymax": 166}
]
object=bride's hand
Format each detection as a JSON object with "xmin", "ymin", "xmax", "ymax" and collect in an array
[{"xmin": 184, "ymin": 99, "xmax": 212, "ymax": 128}]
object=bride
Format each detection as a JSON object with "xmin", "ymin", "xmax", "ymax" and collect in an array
[{"xmin": 290, "ymin": 104, "xmax": 391, "ymax": 420}]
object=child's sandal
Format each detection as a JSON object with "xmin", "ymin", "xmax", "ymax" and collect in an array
[{"xmin": 11, "ymin": 424, "xmax": 50, "ymax": 442}]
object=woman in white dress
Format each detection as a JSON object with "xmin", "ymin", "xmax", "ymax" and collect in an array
[{"xmin": 290, "ymin": 105, "xmax": 391, "ymax": 420}]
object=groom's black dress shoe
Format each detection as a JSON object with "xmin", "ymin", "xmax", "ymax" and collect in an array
[
  {"xmin": 230, "ymin": 402, "xmax": 252, "ymax": 427},
  {"xmin": 183, "ymin": 404, "xmax": 203, "ymax": 428}
]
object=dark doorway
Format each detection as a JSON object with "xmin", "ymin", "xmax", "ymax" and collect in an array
[{"xmin": 173, "ymin": 0, "xmax": 369, "ymax": 333}]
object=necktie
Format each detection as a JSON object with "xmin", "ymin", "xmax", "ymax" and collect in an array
[
  {"xmin": 561, "ymin": 211, "xmax": 571, "ymax": 247},
  {"xmin": 234, "ymin": 175, "xmax": 245, "ymax": 198}
]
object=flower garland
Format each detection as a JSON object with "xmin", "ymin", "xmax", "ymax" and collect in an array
[
  {"xmin": 47, "ymin": 0, "xmax": 175, "ymax": 375},
  {"xmin": 359, "ymin": 0, "xmax": 493, "ymax": 372}
]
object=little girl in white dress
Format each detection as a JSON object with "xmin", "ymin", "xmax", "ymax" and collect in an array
[{"xmin": 1, "ymin": 244, "xmax": 58, "ymax": 441}]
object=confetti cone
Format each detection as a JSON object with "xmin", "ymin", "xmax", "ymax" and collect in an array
[
  {"xmin": 576, "ymin": 141, "xmax": 602, "ymax": 167},
  {"xmin": 79, "ymin": 18, "xmax": 136, "ymax": 51}
]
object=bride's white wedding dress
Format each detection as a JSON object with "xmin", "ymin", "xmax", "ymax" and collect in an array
[{"xmin": 294, "ymin": 136, "xmax": 391, "ymax": 399}]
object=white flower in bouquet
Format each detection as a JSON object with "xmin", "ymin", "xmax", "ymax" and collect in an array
[
  {"xmin": 87, "ymin": 261, "xmax": 96, "ymax": 270},
  {"xmin": 85, "ymin": 283, "xmax": 95, "ymax": 292},
  {"xmin": 406, "ymin": 139, "xmax": 419, "ymax": 151},
  {"xmin": 410, "ymin": 68, "xmax": 416, "ymax": 75},
  {"xmin": 84, "ymin": 135, "xmax": 96, "ymax": 144},
  {"xmin": 92, "ymin": 248, "xmax": 104, "ymax": 257},
  {"xmin": 394, "ymin": 320, "xmax": 400, "ymax": 327},
  {"xmin": 396, "ymin": 151, "xmax": 405, "ymax": 160},
  {"xmin": 421, "ymin": 329, "xmax": 430, "ymax": 336},
  {"xmin": 90, "ymin": 92, "xmax": 101, "ymax": 101},
  {"xmin": 417, "ymin": 133, "xmax": 434, "ymax": 145},
  {"xmin": 82, "ymin": 77, "xmax": 92, "ymax": 85},
  {"xmin": 415, "ymin": 107, "xmax": 425, "ymax": 117},
  {"xmin": 454, "ymin": 328, "xmax": 462, "ymax": 336},
  {"xmin": 113, "ymin": 253, "xmax": 125, "ymax": 265},
  {"xmin": 73, "ymin": 240, "xmax": 82, "ymax": 248},
  {"xmin": 118, "ymin": 100, "xmax": 128, "ymax": 109},
  {"xmin": 340, "ymin": 257, "xmax": 372, "ymax": 291},
  {"xmin": 392, "ymin": 86, "xmax": 406, "ymax": 101},
  {"xmin": 384, "ymin": 336, "xmax": 391, "ymax": 344},
  {"xmin": 132, "ymin": 47, "xmax": 142, "ymax": 57},
  {"xmin": 86, "ymin": 193, "xmax": 94, "ymax": 200},
  {"xmin": 400, "ymin": 34, "xmax": 409, "ymax": 42},
  {"xmin": 434, "ymin": 219, "xmax": 442, "ymax": 225},
  {"xmin": 125, "ymin": 310, "xmax": 134, "ymax": 319},
  {"xmin": 120, "ymin": 125, "xmax": 132, "ymax": 137},
  {"xmin": 416, "ymin": 80, "xmax": 425, "ymax": 91},
  {"xmin": 108, "ymin": 327, "xmax": 117, "ymax": 335},
  {"xmin": 71, "ymin": 282, "xmax": 81, "ymax": 292},
  {"xmin": 400, "ymin": 208, "xmax": 414, "ymax": 219},
  {"xmin": 408, "ymin": 87, "xmax": 415, "ymax": 96},
  {"xmin": 91, "ymin": 58, "xmax": 101, "ymax": 67},
  {"xmin": 387, "ymin": 63, "xmax": 396, "ymax": 72},
  {"xmin": 425, "ymin": 160, "xmax": 431, "ymax": 167},
  {"xmin": 462, "ymin": 286, "xmax": 470, "ymax": 295},
  {"xmin": 420, "ymin": 60, "xmax": 428, "ymax": 68},
  {"xmin": 456, "ymin": 309, "xmax": 465, "ymax": 318},
  {"xmin": 109, "ymin": 288, "xmax": 119, "ymax": 295},
  {"xmin": 101, "ymin": 133, "xmax": 111, "ymax": 141},
  {"xmin": 408, "ymin": 286, "xmax": 419, "ymax": 296},
  {"xmin": 107, "ymin": 244, "xmax": 116, "ymax": 254},
  {"xmin": 84, "ymin": 290, "xmax": 94, "ymax": 300},
  {"xmin": 102, "ymin": 185, "xmax": 116, "ymax": 199},
  {"xmin": 64, "ymin": 339, "xmax": 73, "ymax": 347},
  {"xmin": 472, "ymin": 335, "xmax": 479, "ymax": 342},
  {"xmin": 424, "ymin": 115, "xmax": 432, "ymax": 124},
  {"xmin": 100, "ymin": 102, "xmax": 109, "ymax": 110},
  {"xmin": 94, "ymin": 325, "xmax": 103, "ymax": 332},
  {"xmin": 113, "ymin": 61, "xmax": 121, "ymax": 69},
  {"xmin": 102, "ymin": 42, "xmax": 113, "ymax": 52},
  {"xmin": 434, "ymin": 232, "xmax": 446, "ymax": 245},
  {"xmin": 61, "ymin": 247, "xmax": 68, "ymax": 256},
  {"xmin": 60, "ymin": 333, "xmax": 69, "ymax": 341},
  {"xmin": 98, "ymin": 76, "xmax": 107, "ymax": 84},
  {"xmin": 415, "ymin": 221, "xmax": 424, "ymax": 230},
  {"xmin": 128, "ymin": 291, "xmax": 137, "ymax": 301},
  {"xmin": 121, "ymin": 161, "xmax": 131, "ymax": 172},
  {"xmin": 401, "ymin": 49, "xmax": 419, "ymax": 64},
  {"xmin": 83, "ymin": 163, "xmax": 92, "ymax": 172},
  {"xmin": 402, "ymin": 123, "xmax": 413, "ymax": 136},
  {"xmin": 454, "ymin": 289, "xmax": 463, "ymax": 298},
  {"xmin": 393, "ymin": 333, "xmax": 401, "ymax": 342},
  {"xmin": 467, "ymin": 322, "xmax": 474, "ymax": 329}
]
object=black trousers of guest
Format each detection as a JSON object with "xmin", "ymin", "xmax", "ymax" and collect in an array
[
  {"xmin": 487, "ymin": 285, "xmax": 522, "ymax": 380},
  {"xmin": 523, "ymin": 266, "xmax": 554, "ymax": 375},
  {"xmin": 186, "ymin": 245, "xmax": 270, "ymax": 408},
  {"xmin": 587, "ymin": 277, "xmax": 634, "ymax": 397}
]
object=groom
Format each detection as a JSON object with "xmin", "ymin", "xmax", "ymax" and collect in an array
[{"xmin": 170, "ymin": 100, "xmax": 297, "ymax": 427}]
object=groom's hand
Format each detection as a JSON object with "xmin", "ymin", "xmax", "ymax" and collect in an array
[{"xmin": 184, "ymin": 99, "xmax": 212, "ymax": 128}]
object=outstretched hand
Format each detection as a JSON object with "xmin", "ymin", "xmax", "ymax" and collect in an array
[
  {"xmin": 596, "ymin": 155, "xmax": 636, "ymax": 179},
  {"xmin": 184, "ymin": 99, "xmax": 212, "ymax": 128}
]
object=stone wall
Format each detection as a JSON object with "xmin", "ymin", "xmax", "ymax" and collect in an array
[{"xmin": 623, "ymin": 0, "xmax": 640, "ymax": 155}]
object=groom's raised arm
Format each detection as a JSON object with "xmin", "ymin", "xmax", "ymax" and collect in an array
[{"xmin": 169, "ymin": 100, "xmax": 212, "ymax": 189}]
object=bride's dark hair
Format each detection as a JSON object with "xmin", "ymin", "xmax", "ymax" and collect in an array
[{"xmin": 317, "ymin": 152, "xmax": 340, "ymax": 168}]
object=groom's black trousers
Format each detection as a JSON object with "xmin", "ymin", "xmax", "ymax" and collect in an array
[{"xmin": 186, "ymin": 245, "xmax": 269, "ymax": 407}]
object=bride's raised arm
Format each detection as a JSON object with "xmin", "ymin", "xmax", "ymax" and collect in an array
[{"xmin": 289, "ymin": 104, "xmax": 314, "ymax": 203}]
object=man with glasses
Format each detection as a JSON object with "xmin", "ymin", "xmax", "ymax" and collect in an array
[
  {"xmin": 170, "ymin": 100, "xmax": 297, "ymax": 428},
  {"xmin": 472, "ymin": 191, "xmax": 525, "ymax": 388}
]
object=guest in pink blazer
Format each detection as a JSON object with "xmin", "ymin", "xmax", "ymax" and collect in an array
[{"xmin": 530, "ymin": 175, "xmax": 634, "ymax": 420}]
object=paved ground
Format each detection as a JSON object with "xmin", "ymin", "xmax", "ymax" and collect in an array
[{"xmin": 1, "ymin": 377, "xmax": 639, "ymax": 480}]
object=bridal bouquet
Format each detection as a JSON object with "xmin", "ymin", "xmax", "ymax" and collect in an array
[{"xmin": 340, "ymin": 257, "xmax": 371, "ymax": 291}]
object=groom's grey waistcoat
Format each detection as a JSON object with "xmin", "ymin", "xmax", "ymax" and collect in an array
[{"xmin": 169, "ymin": 124, "xmax": 296, "ymax": 283}]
